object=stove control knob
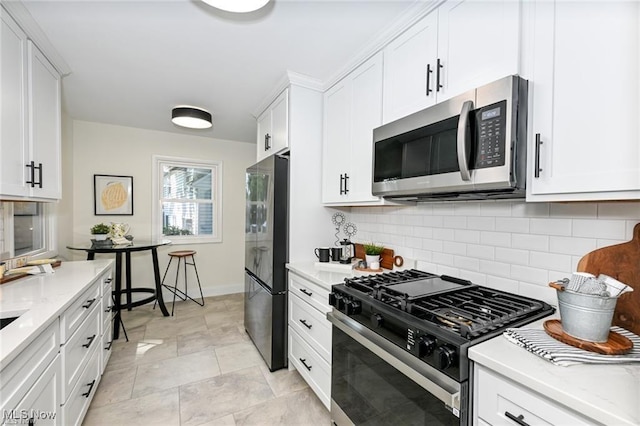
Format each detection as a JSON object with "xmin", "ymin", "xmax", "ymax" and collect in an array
[
  {"xmin": 418, "ymin": 336, "xmax": 436, "ymax": 358},
  {"xmin": 328, "ymin": 293, "xmax": 337, "ymax": 307},
  {"xmin": 371, "ymin": 313, "xmax": 384, "ymax": 328},
  {"xmin": 437, "ymin": 345, "xmax": 457, "ymax": 370},
  {"xmin": 345, "ymin": 300, "xmax": 361, "ymax": 315}
]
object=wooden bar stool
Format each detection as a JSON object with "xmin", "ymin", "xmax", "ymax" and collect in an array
[{"xmin": 156, "ymin": 250, "xmax": 204, "ymax": 315}]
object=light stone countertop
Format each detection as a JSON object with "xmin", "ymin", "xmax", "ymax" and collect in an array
[
  {"xmin": 286, "ymin": 260, "xmax": 417, "ymax": 291},
  {"xmin": 0, "ymin": 259, "xmax": 113, "ymax": 370},
  {"xmin": 469, "ymin": 317, "xmax": 640, "ymax": 426}
]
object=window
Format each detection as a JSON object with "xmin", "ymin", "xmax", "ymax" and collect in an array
[
  {"xmin": 1, "ymin": 201, "xmax": 55, "ymax": 259},
  {"xmin": 153, "ymin": 156, "xmax": 222, "ymax": 244}
]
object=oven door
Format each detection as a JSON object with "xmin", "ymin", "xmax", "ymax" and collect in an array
[{"xmin": 328, "ymin": 310, "xmax": 467, "ymax": 426}]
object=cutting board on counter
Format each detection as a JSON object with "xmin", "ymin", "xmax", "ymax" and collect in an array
[
  {"xmin": 577, "ymin": 222, "xmax": 640, "ymax": 335},
  {"xmin": 354, "ymin": 244, "xmax": 395, "ymax": 270}
]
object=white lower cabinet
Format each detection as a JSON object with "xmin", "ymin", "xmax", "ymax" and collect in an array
[
  {"xmin": 287, "ymin": 271, "xmax": 332, "ymax": 410},
  {"xmin": 474, "ymin": 365, "xmax": 593, "ymax": 425},
  {"xmin": 0, "ymin": 265, "xmax": 113, "ymax": 426}
]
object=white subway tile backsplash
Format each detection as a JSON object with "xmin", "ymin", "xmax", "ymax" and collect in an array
[
  {"xmin": 529, "ymin": 251, "xmax": 572, "ymax": 272},
  {"xmin": 454, "ymin": 229, "xmax": 480, "ymax": 244},
  {"xmin": 530, "ymin": 218, "xmax": 572, "ymax": 236},
  {"xmin": 597, "ymin": 202, "xmax": 640, "ymax": 219},
  {"xmin": 496, "ymin": 217, "xmax": 530, "ymax": 234},
  {"xmin": 495, "ymin": 247, "xmax": 529, "ymax": 266},
  {"xmin": 454, "ymin": 255, "xmax": 479, "ymax": 271},
  {"xmin": 444, "ymin": 216, "xmax": 467, "ymax": 229},
  {"xmin": 442, "ymin": 241, "xmax": 466, "ymax": 255},
  {"xmin": 511, "ymin": 202, "xmax": 549, "ymax": 218},
  {"xmin": 549, "ymin": 203, "xmax": 597, "ymax": 218},
  {"xmin": 480, "ymin": 231, "xmax": 511, "ymax": 247},
  {"xmin": 549, "ymin": 236, "xmax": 597, "ymax": 256},
  {"xmin": 573, "ymin": 219, "xmax": 626, "ymax": 239},
  {"xmin": 351, "ymin": 200, "xmax": 635, "ymax": 302},
  {"xmin": 511, "ymin": 233, "xmax": 549, "ymax": 251},
  {"xmin": 467, "ymin": 216, "xmax": 495, "ymax": 231},
  {"xmin": 479, "ymin": 260, "xmax": 511, "ymax": 278},
  {"xmin": 467, "ymin": 244, "xmax": 495, "ymax": 260},
  {"xmin": 433, "ymin": 228, "xmax": 454, "ymax": 241}
]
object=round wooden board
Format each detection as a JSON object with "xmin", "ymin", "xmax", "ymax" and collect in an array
[
  {"xmin": 543, "ymin": 319, "xmax": 633, "ymax": 355},
  {"xmin": 354, "ymin": 266, "xmax": 384, "ymax": 273}
]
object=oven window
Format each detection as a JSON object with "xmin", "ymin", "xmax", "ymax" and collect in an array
[{"xmin": 332, "ymin": 326, "xmax": 460, "ymax": 425}]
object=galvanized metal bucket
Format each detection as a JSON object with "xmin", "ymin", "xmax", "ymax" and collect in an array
[{"xmin": 556, "ymin": 289, "xmax": 617, "ymax": 343}]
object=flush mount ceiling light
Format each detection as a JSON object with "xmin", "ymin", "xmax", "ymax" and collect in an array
[
  {"xmin": 201, "ymin": 0, "xmax": 271, "ymax": 13},
  {"xmin": 171, "ymin": 106, "xmax": 212, "ymax": 130}
]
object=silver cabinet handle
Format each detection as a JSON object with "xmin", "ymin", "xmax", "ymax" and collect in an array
[{"xmin": 456, "ymin": 100, "xmax": 473, "ymax": 182}]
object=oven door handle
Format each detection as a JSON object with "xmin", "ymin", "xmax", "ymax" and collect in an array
[
  {"xmin": 327, "ymin": 310, "xmax": 461, "ymax": 414},
  {"xmin": 456, "ymin": 100, "xmax": 473, "ymax": 182}
]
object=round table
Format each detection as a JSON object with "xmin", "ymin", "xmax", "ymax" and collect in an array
[{"xmin": 67, "ymin": 239, "xmax": 171, "ymax": 339}]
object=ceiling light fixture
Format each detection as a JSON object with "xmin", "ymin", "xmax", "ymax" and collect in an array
[
  {"xmin": 171, "ymin": 106, "xmax": 212, "ymax": 130},
  {"xmin": 201, "ymin": 0, "xmax": 271, "ymax": 13}
]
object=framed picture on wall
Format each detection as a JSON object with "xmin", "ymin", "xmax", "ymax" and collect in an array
[{"xmin": 94, "ymin": 174, "xmax": 133, "ymax": 215}]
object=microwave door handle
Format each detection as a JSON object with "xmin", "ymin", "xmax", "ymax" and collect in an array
[{"xmin": 456, "ymin": 100, "xmax": 473, "ymax": 182}]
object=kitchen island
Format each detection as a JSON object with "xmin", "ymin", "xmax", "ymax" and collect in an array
[{"xmin": 469, "ymin": 318, "xmax": 640, "ymax": 426}]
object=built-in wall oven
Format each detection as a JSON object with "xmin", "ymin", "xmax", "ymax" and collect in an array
[{"xmin": 328, "ymin": 270, "xmax": 554, "ymax": 425}]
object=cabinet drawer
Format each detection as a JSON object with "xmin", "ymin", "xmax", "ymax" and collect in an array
[
  {"xmin": 100, "ymin": 272, "xmax": 113, "ymax": 299},
  {"xmin": 288, "ymin": 273, "xmax": 331, "ymax": 314},
  {"xmin": 0, "ymin": 320, "xmax": 59, "ymax": 410},
  {"xmin": 101, "ymin": 321, "xmax": 113, "ymax": 374},
  {"xmin": 288, "ymin": 327, "xmax": 331, "ymax": 410},
  {"xmin": 288, "ymin": 293, "xmax": 331, "ymax": 363},
  {"xmin": 476, "ymin": 366, "xmax": 591, "ymax": 425},
  {"xmin": 61, "ymin": 303, "xmax": 100, "ymax": 400},
  {"xmin": 6, "ymin": 355, "xmax": 61, "ymax": 426},
  {"xmin": 60, "ymin": 280, "xmax": 100, "ymax": 343},
  {"xmin": 62, "ymin": 345, "xmax": 100, "ymax": 426},
  {"xmin": 101, "ymin": 283, "xmax": 113, "ymax": 335}
]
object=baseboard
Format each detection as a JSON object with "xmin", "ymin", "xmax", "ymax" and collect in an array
[{"xmin": 158, "ymin": 282, "xmax": 243, "ymax": 301}]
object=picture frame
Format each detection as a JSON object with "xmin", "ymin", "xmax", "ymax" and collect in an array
[{"xmin": 94, "ymin": 174, "xmax": 133, "ymax": 215}]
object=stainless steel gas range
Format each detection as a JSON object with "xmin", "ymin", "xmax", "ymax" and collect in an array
[{"xmin": 327, "ymin": 269, "xmax": 554, "ymax": 425}]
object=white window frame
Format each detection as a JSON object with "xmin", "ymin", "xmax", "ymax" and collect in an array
[
  {"xmin": 152, "ymin": 155, "xmax": 223, "ymax": 244},
  {"xmin": 1, "ymin": 202, "xmax": 57, "ymax": 260}
]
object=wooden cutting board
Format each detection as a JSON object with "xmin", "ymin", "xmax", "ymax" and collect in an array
[
  {"xmin": 354, "ymin": 243, "xmax": 395, "ymax": 270},
  {"xmin": 577, "ymin": 222, "xmax": 640, "ymax": 335},
  {"xmin": 543, "ymin": 319, "xmax": 633, "ymax": 355}
]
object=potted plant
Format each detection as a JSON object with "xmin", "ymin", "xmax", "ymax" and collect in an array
[
  {"xmin": 90, "ymin": 223, "xmax": 111, "ymax": 241},
  {"xmin": 363, "ymin": 242, "xmax": 384, "ymax": 266}
]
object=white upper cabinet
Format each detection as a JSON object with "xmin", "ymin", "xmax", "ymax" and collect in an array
[
  {"xmin": 526, "ymin": 1, "xmax": 640, "ymax": 201},
  {"xmin": 382, "ymin": 0, "xmax": 520, "ymax": 124},
  {"xmin": 256, "ymin": 88, "xmax": 289, "ymax": 162},
  {"xmin": 0, "ymin": 8, "xmax": 61, "ymax": 201},
  {"xmin": 322, "ymin": 52, "xmax": 385, "ymax": 205}
]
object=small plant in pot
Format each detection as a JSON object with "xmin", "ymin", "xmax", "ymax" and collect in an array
[
  {"xmin": 363, "ymin": 242, "xmax": 384, "ymax": 267},
  {"xmin": 90, "ymin": 223, "xmax": 111, "ymax": 241}
]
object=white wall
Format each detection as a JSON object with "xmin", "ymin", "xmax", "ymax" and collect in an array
[
  {"xmin": 67, "ymin": 120, "xmax": 255, "ymax": 297},
  {"xmin": 351, "ymin": 200, "xmax": 640, "ymax": 306}
]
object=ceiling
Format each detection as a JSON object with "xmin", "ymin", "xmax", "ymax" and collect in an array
[{"xmin": 18, "ymin": 0, "xmax": 421, "ymax": 143}]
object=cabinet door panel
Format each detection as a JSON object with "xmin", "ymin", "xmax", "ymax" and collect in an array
[
  {"xmin": 0, "ymin": 10, "xmax": 29, "ymax": 197},
  {"xmin": 349, "ymin": 53, "xmax": 383, "ymax": 202},
  {"xmin": 256, "ymin": 109, "xmax": 271, "ymax": 162},
  {"xmin": 270, "ymin": 89, "xmax": 288, "ymax": 154},
  {"xmin": 322, "ymin": 80, "xmax": 351, "ymax": 203},
  {"xmin": 382, "ymin": 12, "xmax": 438, "ymax": 124},
  {"xmin": 29, "ymin": 43, "xmax": 61, "ymax": 200},
  {"xmin": 529, "ymin": 1, "xmax": 640, "ymax": 196},
  {"xmin": 11, "ymin": 355, "xmax": 61, "ymax": 426},
  {"xmin": 437, "ymin": 0, "xmax": 519, "ymax": 102}
]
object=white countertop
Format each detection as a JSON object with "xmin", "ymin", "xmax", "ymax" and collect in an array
[
  {"xmin": 469, "ymin": 318, "xmax": 640, "ymax": 426},
  {"xmin": 0, "ymin": 260, "xmax": 113, "ymax": 370},
  {"xmin": 286, "ymin": 260, "xmax": 417, "ymax": 290}
]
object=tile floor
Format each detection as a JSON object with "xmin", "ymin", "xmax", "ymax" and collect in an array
[{"xmin": 83, "ymin": 293, "xmax": 330, "ymax": 425}]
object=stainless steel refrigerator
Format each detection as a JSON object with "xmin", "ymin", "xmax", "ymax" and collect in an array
[{"xmin": 244, "ymin": 155, "xmax": 288, "ymax": 371}]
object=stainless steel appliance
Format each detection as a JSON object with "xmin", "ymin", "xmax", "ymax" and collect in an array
[
  {"xmin": 244, "ymin": 155, "xmax": 288, "ymax": 371},
  {"xmin": 372, "ymin": 75, "xmax": 528, "ymax": 201},
  {"xmin": 328, "ymin": 269, "xmax": 554, "ymax": 425}
]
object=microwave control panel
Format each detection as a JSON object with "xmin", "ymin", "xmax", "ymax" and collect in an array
[{"xmin": 475, "ymin": 101, "xmax": 507, "ymax": 169}]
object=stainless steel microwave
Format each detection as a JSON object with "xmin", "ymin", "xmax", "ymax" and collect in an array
[{"xmin": 372, "ymin": 75, "xmax": 528, "ymax": 201}]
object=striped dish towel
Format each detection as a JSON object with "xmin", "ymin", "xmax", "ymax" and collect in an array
[{"xmin": 503, "ymin": 327, "xmax": 640, "ymax": 366}]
